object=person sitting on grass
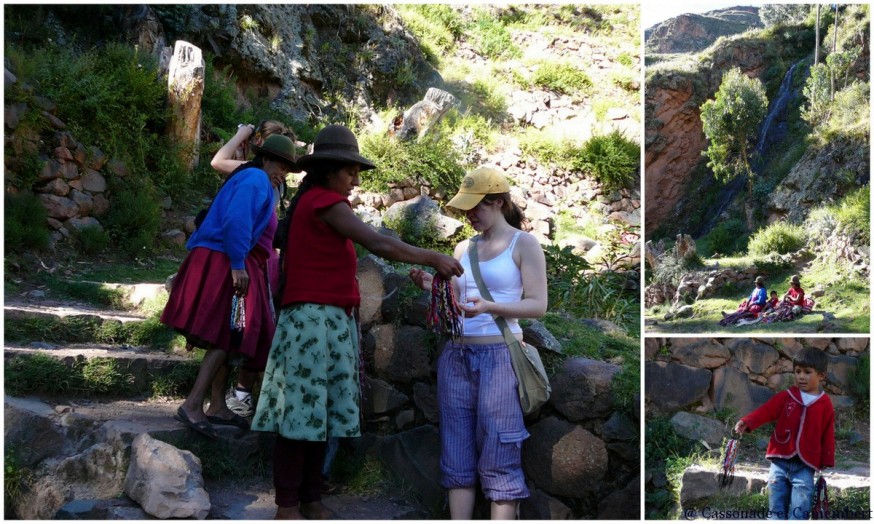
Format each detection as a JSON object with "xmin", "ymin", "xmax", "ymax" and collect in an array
[
  {"xmin": 733, "ymin": 348, "xmax": 834, "ymax": 520},
  {"xmin": 763, "ymin": 291, "xmax": 779, "ymax": 312},
  {"xmin": 721, "ymin": 276, "xmax": 768, "ymax": 319},
  {"xmin": 783, "ymin": 275, "xmax": 805, "ymax": 309}
]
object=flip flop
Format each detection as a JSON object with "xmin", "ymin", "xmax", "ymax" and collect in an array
[
  {"xmin": 206, "ymin": 413, "xmax": 250, "ymax": 430},
  {"xmin": 175, "ymin": 407, "xmax": 219, "ymax": 440}
]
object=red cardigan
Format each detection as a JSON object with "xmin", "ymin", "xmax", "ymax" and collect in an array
[{"xmin": 740, "ymin": 386, "xmax": 835, "ymax": 471}]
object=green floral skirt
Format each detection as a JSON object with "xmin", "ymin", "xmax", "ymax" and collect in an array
[{"xmin": 251, "ymin": 303, "xmax": 361, "ymax": 441}]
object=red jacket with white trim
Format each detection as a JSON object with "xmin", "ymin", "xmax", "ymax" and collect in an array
[{"xmin": 740, "ymin": 385, "xmax": 835, "ymax": 470}]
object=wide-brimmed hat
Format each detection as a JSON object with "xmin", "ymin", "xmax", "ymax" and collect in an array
[
  {"xmin": 447, "ymin": 167, "xmax": 510, "ymax": 210},
  {"xmin": 755, "ymin": 276, "xmax": 765, "ymax": 285},
  {"xmin": 296, "ymin": 124, "xmax": 375, "ymax": 172},
  {"xmin": 251, "ymin": 135, "xmax": 301, "ymax": 172},
  {"xmin": 789, "ymin": 275, "xmax": 801, "ymax": 285}
]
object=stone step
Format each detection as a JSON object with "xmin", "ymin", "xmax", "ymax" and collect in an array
[
  {"xmin": 5, "ymin": 396, "xmax": 421, "ymax": 520},
  {"xmin": 5, "ymin": 301, "xmax": 147, "ymax": 323},
  {"xmin": 5, "ymin": 344, "xmax": 195, "ymax": 397},
  {"xmin": 15, "ymin": 281, "xmax": 166, "ymax": 311},
  {"xmin": 681, "ymin": 464, "xmax": 870, "ymax": 507}
]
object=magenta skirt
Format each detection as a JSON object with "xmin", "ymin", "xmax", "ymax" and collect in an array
[{"xmin": 160, "ymin": 246, "xmax": 276, "ymax": 371}]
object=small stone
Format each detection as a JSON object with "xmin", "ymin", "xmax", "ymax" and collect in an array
[{"xmin": 54, "ymin": 405, "xmax": 73, "ymax": 414}]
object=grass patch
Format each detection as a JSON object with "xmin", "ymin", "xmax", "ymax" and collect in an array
[
  {"xmin": 5, "ymin": 353, "xmax": 137, "ymax": 396},
  {"xmin": 5, "ymin": 191, "xmax": 50, "ymax": 253},
  {"xmin": 530, "ymin": 61, "xmax": 592, "ymax": 97},
  {"xmin": 467, "ymin": 11, "xmax": 520, "ymax": 60},
  {"xmin": 150, "ymin": 360, "xmax": 201, "ymax": 398},
  {"xmin": 5, "ymin": 313, "xmax": 183, "ymax": 349},
  {"xmin": 357, "ymin": 131, "xmax": 465, "ymax": 194},
  {"xmin": 4, "ymin": 448, "xmax": 30, "ymax": 519},
  {"xmin": 158, "ymin": 433, "xmax": 270, "ymax": 480}
]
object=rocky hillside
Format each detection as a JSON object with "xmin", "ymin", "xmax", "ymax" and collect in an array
[
  {"xmin": 645, "ymin": 6, "xmax": 762, "ymax": 54},
  {"xmin": 5, "ymin": 4, "xmax": 641, "ymax": 270},
  {"xmin": 645, "ymin": 5, "xmax": 869, "ymax": 237}
]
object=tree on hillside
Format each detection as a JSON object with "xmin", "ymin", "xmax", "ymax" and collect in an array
[
  {"xmin": 700, "ymin": 68, "xmax": 768, "ymax": 197},
  {"xmin": 760, "ymin": 5, "xmax": 810, "ymax": 27}
]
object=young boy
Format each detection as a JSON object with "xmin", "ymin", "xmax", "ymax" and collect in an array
[
  {"xmin": 764, "ymin": 291, "xmax": 779, "ymax": 312},
  {"xmin": 734, "ymin": 348, "xmax": 834, "ymax": 520}
]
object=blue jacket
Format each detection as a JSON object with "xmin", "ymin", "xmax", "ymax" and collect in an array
[
  {"xmin": 748, "ymin": 286, "xmax": 767, "ymax": 306},
  {"xmin": 187, "ymin": 167, "xmax": 274, "ymax": 269}
]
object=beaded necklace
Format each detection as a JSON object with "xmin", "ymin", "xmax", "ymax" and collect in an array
[{"xmin": 428, "ymin": 275, "xmax": 462, "ymax": 341}]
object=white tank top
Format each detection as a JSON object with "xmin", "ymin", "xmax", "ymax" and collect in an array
[{"xmin": 457, "ymin": 232, "xmax": 524, "ymax": 336}]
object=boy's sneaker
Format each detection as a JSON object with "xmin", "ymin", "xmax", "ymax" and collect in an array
[{"xmin": 226, "ymin": 388, "xmax": 254, "ymax": 417}]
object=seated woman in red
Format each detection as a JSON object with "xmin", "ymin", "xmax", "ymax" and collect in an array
[{"xmin": 783, "ymin": 275, "xmax": 805, "ymax": 306}]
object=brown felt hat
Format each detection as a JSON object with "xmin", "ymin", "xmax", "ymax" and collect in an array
[
  {"xmin": 755, "ymin": 276, "xmax": 764, "ymax": 285},
  {"xmin": 251, "ymin": 135, "xmax": 301, "ymax": 172},
  {"xmin": 789, "ymin": 275, "xmax": 801, "ymax": 285},
  {"xmin": 296, "ymin": 124, "xmax": 376, "ymax": 171}
]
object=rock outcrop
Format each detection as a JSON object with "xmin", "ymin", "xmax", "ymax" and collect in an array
[{"xmin": 645, "ymin": 7, "xmax": 763, "ymax": 54}]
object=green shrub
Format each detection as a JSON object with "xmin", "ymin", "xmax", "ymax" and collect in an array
[
  {"xmin": 518, "ymin": 128, "xmax": 575, "ymax": 168},
  {"xmin": 577, "ymin": 131, "xmax": 640, "ymax": 192},
  {"xmin": 833, "ymin": 186, "xmax": 870, "ymax": 244},
  {"xmin": 4, "ymin": 448, "xmax": 29, "ymax": 519},
  {"xmin": 699, "ymin": 218, "xmax": 748, "ymax": 257},
  {"xmin": 747, "ymin": 222, "xmax": 806, "ymax": 256},
  {"xmin": 848, "ymin": 353, "xmax": 869, "ymax": 403},
  {"xmin": 103, "ymin": 186, "xmax": 162, "ymax": 256},
  {"xmin": 617, "ymin": 51, "xmax": 634, "ymax": 67},
  {"xmin": 80, "ymin": 357, "xmax": 136, "ymax": 394},
  {"xmin": 5, "ymin": 192, "xmax": 50, "ymax": 253},
  {"xmin": 357, "ymin": 132, "xmax": 464, "ymax": 193},
  {"xmin": 531, "ymin": 62, "xmax": 592, "ymax": 96},
  {"xmin": 468, "ymin": 14, "xmax": 520, "ymax": 60},
  {"xmin": 74, "ymin": 225, "xmax": 110, "ymax": 255},
  {"xmin": 395, "ymin": 4, "xmax": 462, "ymax": 63}
]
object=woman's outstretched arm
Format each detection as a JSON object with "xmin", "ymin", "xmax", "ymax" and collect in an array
[{"xmin": 211, "ymin": 124, "xmax": 254, "ymax": 176}]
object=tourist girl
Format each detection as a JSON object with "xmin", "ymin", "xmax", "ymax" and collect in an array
[{"xmin": 409, "ymin": 166, "xmax": 548, "ymax": 519}]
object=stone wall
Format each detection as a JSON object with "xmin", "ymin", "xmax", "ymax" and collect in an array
[
  {"xmin": 645, "ymin": 337, "xmax": 867, "ymax": 419},
  {"xmin": 358, "ymin": 255, "xmax": 640, "ymax": 519}
]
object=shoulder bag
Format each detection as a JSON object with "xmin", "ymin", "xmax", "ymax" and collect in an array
[{"xmin": 467, "ymin": 238, "xmax": 550, "ymax": 416}]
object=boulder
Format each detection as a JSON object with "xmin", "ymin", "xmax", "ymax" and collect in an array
[
  {"xmin": 669, "ymin": 412, "xmax": 726, "ymax": 448},
  {"xmin": 601, "ymin": 411, "xmax": 637, "ymax": 442},
  {"xmin": 123, "ymin": 434, "xmax": 210, "ymax": 519},
  {"xmin": 520, "ymin": 483, "xmax": 573, "ymax": 519},
  {"xmin": 38, "ymin": 193, "xmax": 79, "ymax": 219},
  {"xmin": 680, "ymin": 465, "xmax": 767, "ymax": 506},
  {"xmin": 712, "ymin": 366, "xmax": 773, "ymax": 416},
  {"xmin": 357, "ymin": 255, "xmax": 393, "ymax": 327},
  {"xmin": 671, "ymin": 339, "xmax": 730, "ymax": 368},
  {"xmin": 80, "ymin": 169, "xmax": 107, "ymax": 193},
  {"xmin": 5, "ymin": 397, "xmax": 67, "ymax": 468},
  {"xmin": 361, "ymin": 378, "xmax": 409, "ymax": 417},
  {"xmin": 802, "ymin": 338, "xmax": 831, "ymax": 350},
  {"xmin": 38, "ymin": 177, "xmax": 71, "ymax": 197},
  {"xmin": 645, "ymin": 361, "xmax": 711, "ymax": 414},
  {"xmin": 826, "ymin": 354, "xmax": 859, "ymax": 392},
  {"xmin": 725, "ymin": 339, "xmax": 779, "ymax": 375},
  {"xmin": 597, "ymin": 475, "xmax": 640, "ymax": 520},
  {"xmin": 522, "ymin": 320, "xmax": 562, "ymax": 354},
  {"xmin": 383, "ymin": 195, "xmax": 463, "ymax": 241},
  {"xmin": 523, "ymin": 417, "xmax": 607, "ymax": 498},
  {"xmin": 551, "ymin": 357, "xmax": 620, "ymax": 421},
  {"xmin": 412, "ymin": 382, "xmax": 439, "ymax": 424},
  {"xmin": 377, "ymin": 425, "xmax": 443, "ymax": 513},
  {"xmin": 777, "ymin": 338, "xmax": 804, "ymax": 357},
  {"xmin": 835, "ymin": 338, "xmax": 868, "ymax": 352},
  {"xmin": 370, "ymin": 324, "xmax": 431, "ymax": 383},
  {"xmin": 644, "ymin": 338, "xmax": 662, "ymax": 359}
]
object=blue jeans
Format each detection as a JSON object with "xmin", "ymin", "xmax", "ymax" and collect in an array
[{"xmin": 767, "ymin": 457, "xmax": 814, "ymax": 520}]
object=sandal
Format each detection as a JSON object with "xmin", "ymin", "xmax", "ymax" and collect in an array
[
  {"xmin": 206, "ymin": 413, "xmax": 250, "ymax": 430},
  {"xmin": 175, "ymin": 407, "xmax": 219, "ymax": 440}
]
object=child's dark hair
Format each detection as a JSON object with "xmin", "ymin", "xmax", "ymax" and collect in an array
[{"xmin": 793, "ymin": 348, "xmax": 828, "ymax": 374}]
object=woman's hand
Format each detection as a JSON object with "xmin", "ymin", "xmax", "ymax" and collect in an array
[
  {"xmin": 408, "ymin": 268, "xmax": 433, "ymax": 291},
  {"xmin": 231, "ymin": 269, "xmax": 249, "ymax": 296},
  {"xmin": 459, "ymin": 295, "xmax": 492, "ymax": 317},
  {"xmin": 431, "ymin": 253, "xmax": 463, "ymax": 279},
  {"xmin": 733, "ymin": 420, "xmax": 747, "ymax": 434}
]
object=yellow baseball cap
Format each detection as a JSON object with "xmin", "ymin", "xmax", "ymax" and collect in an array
[{"xmin": 446, "ymin": 167, "xmax": 510, "ymax": 210}]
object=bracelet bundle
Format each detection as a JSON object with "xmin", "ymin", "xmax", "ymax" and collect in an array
[
  {"xmin": 230, "ymin": 295, "xmax": 246, "ymax": 348},
  {"xmin": 428, "ymin": 275, "xmax": 462, "ymax": 340},
  {"xmin": 718, "ymin": 434, "xmax": 740, "ymax": 489}
]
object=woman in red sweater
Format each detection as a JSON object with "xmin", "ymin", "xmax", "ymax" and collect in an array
[
  {"xmin": 250, "ymin": 124, "xmax": 463, "ymax": 519},
  {"xmin": 783, "ymin": 275, "xmax": 805, "ymax": 307}
]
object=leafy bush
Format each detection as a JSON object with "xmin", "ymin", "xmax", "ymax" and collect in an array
[
  {"xmin": 747, "ymin": 222, "xmax": 806, "ymax": 256},
  {"xmin": 699, "ymin": 218, "xmax": 748, "ymax": 257},
  {"xmin": 577, "ymin": 131, "xmax": 640, "ymax": 192},
  {"xmin": 74, "ymin": 225, "xmax": 110, "ymax": 255},
  {"xmin": 833, "ymin": 186, "xmax": 870, "ymax": 244},
  {"xmin": 531, "ymin": 62, "xmax": 592, "ymax": 96},
  {"xmin": 103, "ymin": 186, "xmax": 162, "ymax": 256},
  {"xmin": 5, "ymin": 192, "xmax": 50, "ymax": 253},
  {"xmin": 468, "ymin": 14, "xmax": 519, "ymax": 60},
  {"xmin": 357, "ymin": 132, "xmax": 465, "ymax": 193}
]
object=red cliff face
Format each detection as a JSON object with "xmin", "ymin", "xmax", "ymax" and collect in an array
[{"xmin": 644, "ymin": 75, "xmax": 707, "ymax": 235}]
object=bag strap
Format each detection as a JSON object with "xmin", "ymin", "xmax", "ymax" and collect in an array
[{"xmin": 467, "ymin": 238, "xmax": 519, "ymax": 350}]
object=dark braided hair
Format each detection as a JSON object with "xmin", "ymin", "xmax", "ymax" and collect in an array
[{"xmin": 482, "ymin": 192, "xmax": 525, "ymax": 229}]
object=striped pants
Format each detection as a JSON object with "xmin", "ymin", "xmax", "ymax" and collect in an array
[{"xmin": 437, "ymin": 341, "xmax": 530, "ymax": 501}]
